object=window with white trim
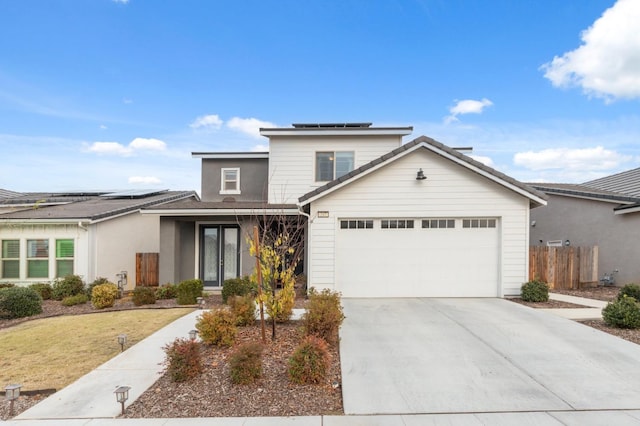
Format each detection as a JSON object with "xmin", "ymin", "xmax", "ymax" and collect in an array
[
  {"xmin": 340, "ymin": 219, "xmax": 373, "ymax": 229},
  {"xmin": 315, "ymin": 151, "xmax": 354, "ymax": 181},
  {"xmin": 462, "ymin": 218, "xmax": 497, "ymax": 228},
  {"xmin": 220, "ymin": 168, "xmax": 240, "ymax": 194},
  {"xmin": 381, "ymin": 219, "xmax": 414, "ymax": 229},
  {"xmin": 422, "ymin": 219, "xmax": 455, "ymax": 229},
  {"xmin": 1, "ymin": 239, "xmax": 19, "ymax": 279},
  {"xmin": 56, "ymin": 239, "xmax": 74, "ymax": 278},
  {"xmin": 27, "ymin": 239, "xmax": 49, "ymax": 278}
]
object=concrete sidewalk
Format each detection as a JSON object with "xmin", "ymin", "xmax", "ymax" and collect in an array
[{"xmin": 539, "ymin": 292, "xmax": 609, "ymax": 320}]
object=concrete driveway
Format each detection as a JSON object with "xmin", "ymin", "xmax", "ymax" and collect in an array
[{"xmin": 340, "ymin": 298, "xmax": 640, "ymax": 415}]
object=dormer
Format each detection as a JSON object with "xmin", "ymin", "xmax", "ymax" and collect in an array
[
  {"xmin": 192, "ymin": 152, "xmax": 269, "ymax": 202},
  {"xmin": 260, "ymin": 123, "xmax": 413, "ymax": 204}
]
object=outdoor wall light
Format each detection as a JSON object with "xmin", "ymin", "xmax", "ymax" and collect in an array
[
  {"xmin": 117, "ymin": 334, "xmax": 127, "ymax": 352},
  {"xmin": 189, "ymin": 329, "xmax": 198, "ymax": 340},
  {"xmin": 5, "ymin": 384, "xmax": 22, "ymax": 416},
  {"xmin": 416, "ymin": 169, "xmax": 427, "ymax": 180},
  {"xmin": 564, "ymin": 239, "xmax": 571, "ymax": 247},
  {"xmin": 114, "ymin": 385, "xmax": 131, "ymax": 416}
]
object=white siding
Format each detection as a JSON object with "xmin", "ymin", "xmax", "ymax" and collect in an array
[
  {"xmin": 268, "ymin": 135, "xmax": 402, "ymax": 204},
  {"xmin": 307, "ymin": 148, "xmax": 530, "ymax": 297}
]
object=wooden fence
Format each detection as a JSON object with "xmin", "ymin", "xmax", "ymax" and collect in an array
[
  {"xmin": 136, "ymin": 252, "xmax": 159, "ymax": 286},
  {"xmin": 529, "ymin": 246, "xmax": 599, "ymax": 290}
]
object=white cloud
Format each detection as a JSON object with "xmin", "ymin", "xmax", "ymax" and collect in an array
[
  {"xmin": 85, "ymin": 137, "xmax": 167, "ymax": 156},
  {"xmin": 113, "ymin": 0, "xmax": 129, "ymax": 4},
  {"xmin": 541, "ymin": 0, "xmax": 640, "ymax": 101},
  {"xmin": 123, "ymin": 98, "xmax": 133, "ymax": 104},
  {"xmin": 129, "ymin": 137, "xmax": 166, "ymax": 151},
  {"xmin": 513, "ymin": 146, "xmax": 631, "ymax": 172},
  {"xmin": 445, "ymin": 98, "xmax": 493, "ymax": 124},
  {"xmin": 99, "ymin": 124, "xmax": 108, "ymax": 130},
  {"xmin": 128, "ymin": 176, "xmax": 161, "ymax": 185},
  {"xmin": 469, "ymin": 155, "xmax": 494, "ymax": 168},
  {"xmin": 227, "ymin": 117, "xmax": 276, "ymax": 138},
  {"xmin": 190, "ymin": 114, "xmax": 223, "ymax": 130},
  {"xmin": 251, "ymin": 144, "xmax": 269, "ymax": 152}
]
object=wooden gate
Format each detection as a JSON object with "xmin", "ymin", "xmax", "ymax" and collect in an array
[
  {"xmin": 136, "ymin": 252, "xmax": 159, "ymax": 286},
  {"xmin": 529, "ymin": 246, "xmax": 598, "ymax": 290}
]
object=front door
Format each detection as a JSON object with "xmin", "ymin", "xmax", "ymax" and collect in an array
[{"xmin": 200, "ymin": 225, "xmax": 240, "ymax": 287}]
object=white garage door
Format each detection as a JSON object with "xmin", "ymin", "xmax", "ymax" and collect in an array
[{"xmin": 335, "ymin": 218, "xmax": 499, "ymax": 297}]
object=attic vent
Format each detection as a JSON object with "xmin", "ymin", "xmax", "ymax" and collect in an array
[{"xmin": 292, "ymin": 123, "xmax": 372, "ymax": 129}]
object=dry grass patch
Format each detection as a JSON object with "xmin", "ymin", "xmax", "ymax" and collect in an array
[{"xmin": 0, "ymin": 308, "xmax": 193, "ymax": 391}]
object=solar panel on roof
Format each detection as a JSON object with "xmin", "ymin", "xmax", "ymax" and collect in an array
[{"xmin": 101, "ymin": 189, "xmax": 168, "ymax": 198}]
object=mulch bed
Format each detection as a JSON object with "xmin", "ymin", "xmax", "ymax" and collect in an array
[
  {"xmin": 124, "ymin": 322, "xmax": 343, "ymax": 418},
  {"xmin": 550, "ymin": 286, "xmax": 619, "ymax": 302},
  {"xmin": 509, "ymin": 298, "xmax": 588, "ymax": 309}
]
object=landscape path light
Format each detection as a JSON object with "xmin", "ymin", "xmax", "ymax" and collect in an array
[
  {"xmin": 197, "ymin": 296, "xmax": 205, "ymax": 309},
  {"xmin": 117, "ymin": 334, "xmax": 127, "ymax": 352},
  {"xmin": 189, "ymin": 329, "xmax": 198, "ymax": 340},
  {"xmin": 5, "ymin": 383, "xmax": 22, "ymax": 417},
  {"xmin": 114, "ymin": 385, "xmax": 130, "ymax": 416}
]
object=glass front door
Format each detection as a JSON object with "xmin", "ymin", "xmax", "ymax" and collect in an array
[{"xmin": 200, "ymin": 225, "xmax": 240, "ymax": 287}]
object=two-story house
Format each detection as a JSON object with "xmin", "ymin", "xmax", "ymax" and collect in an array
[{"xmin": 146, "ymin": 123, "xmax": 546, "ymax": 298}]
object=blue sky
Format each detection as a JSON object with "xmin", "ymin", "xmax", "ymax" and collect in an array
[{"xmin": 1, "ymin": 0, "xmax": 639, "ymax": 192}]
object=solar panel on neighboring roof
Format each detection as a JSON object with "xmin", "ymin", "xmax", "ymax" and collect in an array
[{"xmin": 101, "ymin": 189, "xmax": 168, "ymax": 198}]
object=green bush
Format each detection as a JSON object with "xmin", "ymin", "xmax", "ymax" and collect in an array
[
  {"xmin": 288, "ymin": 335, "xmax": 330, "ymax": 384},
  {"xmin": 229, "ymin": 342, "xmax": 263, "ymax": 384},
  {"xmin": 0, "ymin": 286, "xmax": 43, "ymax": 319},
  {"xmin": 132, "ymin": 286, "xmax": 157, "ymax": 306},
  {"xmin": 222, "ymin": 276, "xmax": 255, "ymax": 304},
  {"xmin": 163, "ymin": 338, "xmax": 202, "ymax": 382},
  {"xmin": 603, "ymin": 296, "xmax": 640, "ymax": 329},
  {"xmin": 52, "ymin": 275, "xmax": 85, "ymax": 301},
  {"xmin": 91, "ymin": 283, "xmax": 119, "ymax": 309},
  {"xmin": 62, "ymin": 293, "xmax": 89, "ymax": 306},
  {"xmin": 155, "ymin": 283, "xmax": 177, "ymax": 300},
  {"xmin": 29, "ymin": 282, "xmax": 53, "ymax": 300},
  {"xmin": 0, "ymin": 283, "xmax": 16, "ymax": 289},
  {"xmin": 229, "ymin": 294, "xmax": 256, "ymax": 326},
  {"xmin": 86, "ymin": 277, "xmax": 111, "ymax": 298},
  {"xmin": 618, "ymin": 284, "xmax": 640, "ymax": 302},
  {"xmin": 302, "ymin": 288, "xmax": 345, "ymax": 346},
  {"xmin": 520, "ymin": 279, "xmax": 549, "ymax": 302},
  {"xmin": 195, "ymin": 308, "xmax": 237, "ymax": 347},
  {"xmin": 176, "ymin": 279, "xmax": 204, "ymax": 305}
]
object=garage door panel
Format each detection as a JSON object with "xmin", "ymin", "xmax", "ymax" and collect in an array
[{"xmin": 335, "ymin": 219, "xmax": 499, "ymax": 297}]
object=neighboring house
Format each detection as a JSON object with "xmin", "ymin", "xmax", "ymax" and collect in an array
[
  {"xmin": 0, "ymin": 190, "xmax": 197, "ymax": 289},
  {"xmin": 531, "ymin": 168, "xmax": 640, "ymax": 286},
  {"xmin": 147, "ymin": 123, "xmax": 546, "ymax": 298}
]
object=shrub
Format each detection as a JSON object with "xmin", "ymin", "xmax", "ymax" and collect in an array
[
  {"xmin": 132, "ymin": 286, "xmax": 156, "ymax": 306},
  {"xmin": 86, "ymin": 277, "xmax": 111, "ymax": 298},
  {"xmin": 176, "ymin": 279, "xmax": 204, "ymax": 305},
  {"xmin": 603, "ymin": 296, "xmax": 640, "ymax": 329},
  {"xmin": 520, "ymin": 279, "xmax": 549, "ymax": 302},
  {"xmin": 29, "ymin": 282, "xmax": 53, "ymax": 300},
  {"xmin": 0, "ymin": 283, "xmax": 15, "ymax": 289},
  {"xmin": 91, "ymin": 283, "xmax": 119, "ymax": 309},
  {"xmin": 228, "ymin": 294, "xmax": 256, "ymax": 326},
  {"xmin": 155, "ymin": 283, "xmax": 177, "ymax": 300},
  {"xmin": 195, "ymin": 308, "xmax": 237, "ymax": 347},
  {"xmin": 222, "ymin": 276, "xmax": 255, "ymax": 304},
  {"xmin": 163, "ymin": 338, "xmax": 202, "ymax": 382},
  {"xmin": 0, "ymin": 286, "xmax": 43, "ymax": 319},
  {"xmin": 62, "ymin": 293, "xmax": 89, "ymax": 306},
  {"xmin": 618, "ymin": 284, "xmax": 640, "ymax": 302},
  {"xmin": 52, "ymin": 275, "xmax": 85, "ymax": 301},
  {"xmin": 302, "ymin": 288, "xmax": 345, "ymax": 346},
  {"xmin": 229, "ymin": 343, "xmax": 263, "ymax": 384},
  {"xmin": 288, "ymin": 335, "xmax": 330, "ymax": 384}
]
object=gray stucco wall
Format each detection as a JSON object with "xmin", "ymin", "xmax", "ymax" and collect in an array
[
  {"xmin": 201, "ymin": 158, "xmax": 268, "ymax": 202},
  {"xmin": 530, "ymin": 194, "xmax": 640, "ymax": 286}
]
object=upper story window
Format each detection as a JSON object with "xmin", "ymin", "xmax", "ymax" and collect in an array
[
  {"xmin": 315, "ymin": 152, "xmax": 354, "ymax": 182},
  {"xmin": 220, "ymin": 168, "xmax": 241, "ymax": 195}
]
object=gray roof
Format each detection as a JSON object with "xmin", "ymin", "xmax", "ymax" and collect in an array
[
  {"xmin": 0, "ymin": 191, "xmax": 197, "ymax": 221},
  {"xmin": 583, "ymin": 167, "xmax": 640, "ymax": 197},
  {"xmin": 0, "ymin": 189, "xmax": 23, "ymax": 199},
  {"xmin": 143, "ymin": 199, "xmax": 297, "ymax": 211},
  {"xmin": 299, "ymin": 136, "xmax": 547, "ymax": 204},
  {"xmin": 529, "ymin": 183, "xmax": 640, "ymax": 203}
]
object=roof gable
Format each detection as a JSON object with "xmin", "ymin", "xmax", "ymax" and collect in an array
[{"xmin": 299, "ymin": 136, "xmax": 547, "ymax": 206}]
